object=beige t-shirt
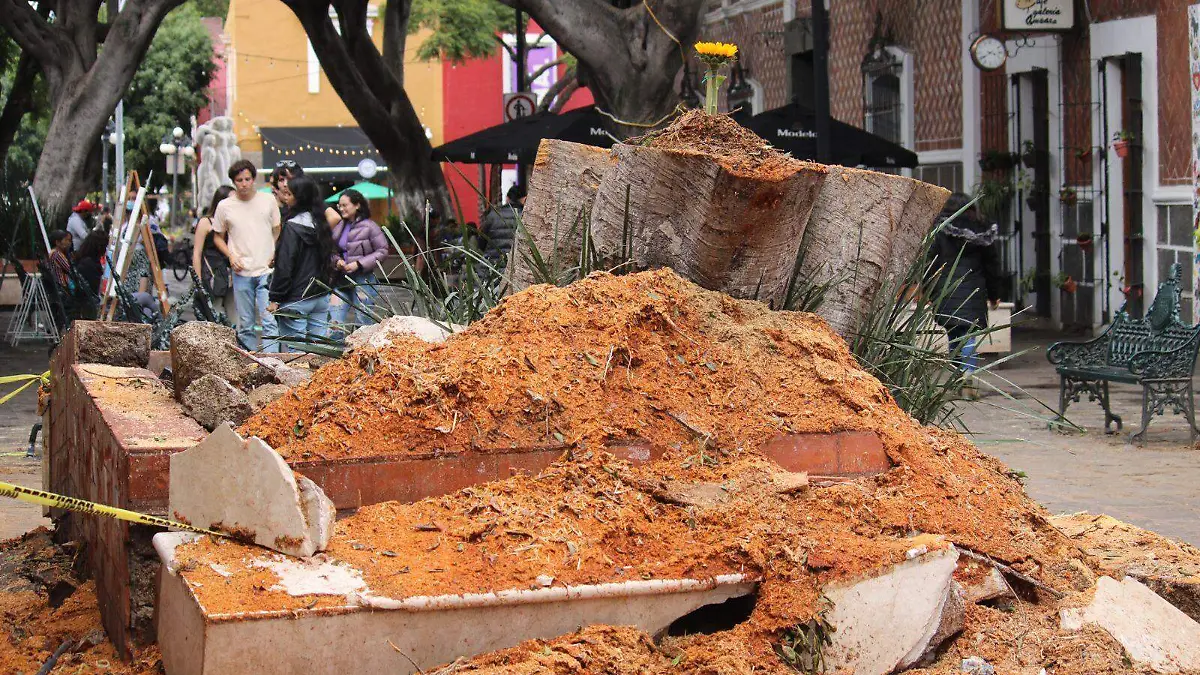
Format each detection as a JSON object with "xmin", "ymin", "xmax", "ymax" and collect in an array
[{"xmin": 212, "ymin": 192, "xmax": 281, "ymax": 277}]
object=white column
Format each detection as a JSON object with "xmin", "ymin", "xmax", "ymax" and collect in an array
[{"xmin": 1190, "ymin": 4, "xmax": 1200, "ymax": 300}]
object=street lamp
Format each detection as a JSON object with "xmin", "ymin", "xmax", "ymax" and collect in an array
[
  {"xmin": 101, "ymin": 119, "xmax": 117, "ymax": 206},
  {"xmin": 159, "ymin": 126, "xmax": 196, "ymax": 228}
]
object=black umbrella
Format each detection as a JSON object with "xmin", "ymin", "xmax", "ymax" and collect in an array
[
  {"xmin": 740, "ymin": 102, "xmax": 918, "ymax": 169},
  {"xmin": 431, "ymin": 105, "xmax": 616, "ymax": 164}
]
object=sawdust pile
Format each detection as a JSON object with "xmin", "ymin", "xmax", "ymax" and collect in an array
[
  {"xmin": 639, "ymin": 108, "xmax": 821, "ymax": 179},
  {"xmin": 0, "ymin": 529, "xmax": 161, "ymax": 675},
  {"xmin": 244, "ymin": 269, "xmax": 896, "ymax": 461}
]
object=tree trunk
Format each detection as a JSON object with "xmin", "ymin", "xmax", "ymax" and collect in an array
[
  {"xmin": 287, "ymin": 0, "xmax": 449, "ymax": 220},
  {"xmin": 495, "ymin": 0, "xmax": 704, "ymax": 137},
  {"xmin": 0, "ymin": 52, "xmax": 38, "ymax": 163},
  {"xmin": 32, "ymin": 86, "xmax": 116, "ymax": 226}
]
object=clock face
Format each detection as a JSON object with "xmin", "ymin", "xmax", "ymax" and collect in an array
[{"xmin": 971, "ymin": 36, "xmax": 1007, "ymax": 71}]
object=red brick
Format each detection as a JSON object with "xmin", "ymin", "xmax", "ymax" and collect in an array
[{"xmin": 760, "ymin": 430, "xmax": 891, "ymax": 476}]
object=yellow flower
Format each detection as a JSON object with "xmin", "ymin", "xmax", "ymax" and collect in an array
[{"xmin": 695, "ymin": 41, "xmax": 738, "ymax": 59}]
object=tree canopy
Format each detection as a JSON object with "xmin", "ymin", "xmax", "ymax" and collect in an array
[
  {"xmin": 124, "ymin": 4, "xmax": 215, "ymax": 189},
  {"xmin": 409, "ymin": 0, "xmax": 510, "ymax": 63}
]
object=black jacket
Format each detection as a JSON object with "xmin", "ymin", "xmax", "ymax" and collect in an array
[
  {"xmin": 270, "ymin": 212, "xmax": 327, "ymax": 303},
  {"xmin": 927, "ymin": 217, "xmax": 1002, "ymax": 330},
  {"xmin": 76, "ymin": 257, "xmax": 103, "ymax": 296},
  {"xmin": 482, "ymin": 203, "xmax": 521, "ymax": 259}
]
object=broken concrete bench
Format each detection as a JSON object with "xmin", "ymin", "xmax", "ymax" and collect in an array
[{"xmin": 153, "ymin": 534, "xmax": 960, "ymax": 675}]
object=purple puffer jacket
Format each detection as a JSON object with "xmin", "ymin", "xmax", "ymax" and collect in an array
[{"xmin": 332, "ymin": 218, "xmax": 389, "ymax": 272}]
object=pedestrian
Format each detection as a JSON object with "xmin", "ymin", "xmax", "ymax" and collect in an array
[
  {"xmin": 192, "ymin": 185, "xmax": 236, "ymax": 320},
  {"xmin": 268, "ymin": 174, "xmax": 335, "ymax": 350},
  {"xmin": 269, "ymin": 160, "xmax": 341, "ymax": 227},
  {"xmin": 66, "ymin": 200, "xmax": 95, "ymax": 251},
  {"xmin": 212, "ymin": 159, "xmax": 282, "ymax": 352},
  {"xmin": 74, "ymin": 230, "xmax": 110, "ymax": 297},
  {"xmin": 482, "ymin": 185, "xmax": 525, "ymax": 264},
  {"xmin": 47, "ymin": 230, "xmax": 74, "ymax": 291},
  {"xmin": 926, "ymin": 192, "xmax": 1002, "ymax": 398},
  {"xmin": 329, "ymin": 188, "xmax": 388, "ymax": 338}
]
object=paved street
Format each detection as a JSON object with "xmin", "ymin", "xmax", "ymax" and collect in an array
[{"xmin": 2, "ymin": 320, "xmax": 1200, "ymax": 545}]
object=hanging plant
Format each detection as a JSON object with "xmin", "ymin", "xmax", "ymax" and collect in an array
[
  {"xmin": 1075, "ymin": 147, "xmax": 1093, "ymax": 162},
  {"xmin": 1059, "ymin": 186, "xmax": 1078, "ymax": 207},
  {"xmin": 979, "ymin": 149, "xmax": 1018, "ymax": 172},
  {"xmin": 694, "ymin": 42, "xmax": 739, "ymax": 115},
  {"xmin": 1076, "ymin": 231, "xmax": 1093, "ymax": 252},
  {"xmin": 1112, "ymin": 130, "xmax": 1134, "ymax": 158},
  {"xmin": 1054, "ymin": 271, "xmax": 1078, "ymax": 294},
  {"xmin": 1021, "ymin": 140, "xmax": 1039, "ymax": 168}
]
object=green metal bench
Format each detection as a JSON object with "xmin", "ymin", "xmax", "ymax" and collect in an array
[{"xmin": 1047, "ymin": 263, "xmax": 1200, "ymax": 441}]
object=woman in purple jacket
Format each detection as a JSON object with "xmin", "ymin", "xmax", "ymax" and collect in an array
[{"xmin": 329, "ymin": 188, "xmax": 389, "ymax": 338}]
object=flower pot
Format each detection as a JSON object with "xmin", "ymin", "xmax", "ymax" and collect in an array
[
  {"xmin": 1061, "ymin": 193, "xmax": 1078, "ymax": 208},
  {"xmin": 1062, "ymin": 279, "xmax": 1078, "ymax": 294},
  {"xmin": 1113, "ymin": 140, "xmax": 1130, "ymax": 158},
  {"xmin": 1022, "ymin": 151, "xmax": 1038, "ymax": 168}
]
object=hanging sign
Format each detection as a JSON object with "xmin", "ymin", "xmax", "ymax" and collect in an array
[{"xmin": 1002, "ymin": 0, "xmax": 1074, "ymax": 32}]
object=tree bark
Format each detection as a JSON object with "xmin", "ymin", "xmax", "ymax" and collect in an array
[
  {"xmin": 497, "ymin": 0, "xmax": 703, "ymax": 137},
  {"xmin": 0, "ymin": 0, "xmax": 185, "ymax": 227},
  {"xmin": 285, "ymin": 0, "xmax": 449, "ymax": 218},
  {"xmin": 0, "ymin": 52, "xmax": 38, "ymax": 163}
]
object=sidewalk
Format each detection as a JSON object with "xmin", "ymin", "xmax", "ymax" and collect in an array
[{"xmin": 964, "ymin": 328, "xmax": 1200, "ymax": 546}]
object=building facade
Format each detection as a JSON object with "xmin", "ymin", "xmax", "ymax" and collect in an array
[{"xmin": 705, "ymin": 0, "xmax": 1196, "ymax": 327}]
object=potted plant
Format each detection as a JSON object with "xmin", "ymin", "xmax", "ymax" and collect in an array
[
  {"xmin": 974, "ymin": 177, "xmax": 1014, "ymax": 221},
  {"xmin": 1075, "ymin": 147, "xmax": 1093, "ymax": 162},
  {"xmin": 1021, "ymin": 140, "xmax": 1038, "ymax": 168},
  {"xmin": 1059, "ymin": 186, "xmax": 1078, "ymax": 207},
  {"xmin": 978, "ymin": 149, "xmax": 1017, "ymax": 172},
  {"xmin": 1054, "ymin": 271, "xmax": 1077, "ymax": 294},
  {"xmin": 1112, "ymin": 130, "xmax": 1134, "ymax": 158},
  {"xmin": 1076, "ymin": 231, "xmax": 1093, "ymax": 252}
]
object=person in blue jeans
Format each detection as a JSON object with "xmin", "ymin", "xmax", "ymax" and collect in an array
[
  {"xmin": 329, "ymin": 188, "xmax": 389, "ymax": 340},
  {"xmin": 268, "ymin": 175, "xmax": 336, "ymax": 350},
  {"xmin": 212, "ymin": 159, "xmax": 282, "ymax": 352}
]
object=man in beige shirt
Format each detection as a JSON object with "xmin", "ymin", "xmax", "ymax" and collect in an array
[{"xmin": 212, "ymin": 159, "xmax": 282, "ymax": 351}]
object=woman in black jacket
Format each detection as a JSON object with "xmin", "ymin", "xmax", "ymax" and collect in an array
[
  {"xmin": 926, "ymin": 192, "xmax": 1002, "ymax": 384},
  {"xmin": 74, "ymin": 230, "xmax": 110, "ymax": 297},
  {"xmin": 268, "ymin": 175, "xmax": 336, "ymax": 350}
]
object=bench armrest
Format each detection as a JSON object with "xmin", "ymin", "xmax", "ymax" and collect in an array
[
  {"xmin": 1047, "ymin": 331, "xmax": 1111, "ymax": 368},
  {"xmin": 1128, "ymin": 328, "xmax": 1200, "ymax": 380}
]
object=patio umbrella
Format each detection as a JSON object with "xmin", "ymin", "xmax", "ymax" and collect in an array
[
  {"xmin": 325, "ymin": 181, "xmax": 393, "ymax": 203},
  {"xmin": 431, "ymin": 106, "xmax": 616, "ymax": 164},
  {"xmin": 740, "ymin": 102, "xmax": 918, "ymax": 169}
]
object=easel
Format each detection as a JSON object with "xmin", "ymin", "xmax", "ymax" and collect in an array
[{"xmin": 101, "ymin": 171, "xmax": 170, "ymax": 320}]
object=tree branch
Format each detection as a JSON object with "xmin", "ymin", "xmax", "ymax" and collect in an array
[
  {"xmin": 492, "ymin": 34, "xmax": 517, "ymax": 62},
  {"xmin": 0, "ymin": 52, "xmax": 38, "ymax": 162},
  {"xmin": 526, "ymin": 55, "xmax": 566, "ymax": 86},
  {"xmin": 0, "ymin": 0, "xmax": 61, "ymax": 70},
  {"xmin": 536, "ymin": 67, "xmax": 575, "ymax": 113},
  {"xmin": 492, "ymin": 0, "xmax": 619, "ymax": 71},
  {"xmin": 381, "ymin": 0, "xmax": 412, "ymax": 87},
  {"xmin": 548, "ymin": 80, "xmax": 579, "ymax": 114}
]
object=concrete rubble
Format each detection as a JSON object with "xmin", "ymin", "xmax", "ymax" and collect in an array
[
  {"xmin": 247, "ymin": 383, "xmax": 291, "ymax": 412},
  {"xmin": 1061, "ymin": 575, "xmax": 1200, "ymax": 673},
  {"xmin": 822, "ymin": 546, "xmax": 964, "ymax": 674},
  {"xmin": 343, "ymin": 315, "xmax": 457, "ymax": 350},
  {"xmin": 169, "ymin": 322, "xmax": 248, "ymax": 397},
  {"xmin": 181, "ymin": 374, "xmax": 252, "ymax": 431},
  {"xmin": 168, "ymin": 424, "xmax": 334, "ymax": 557}
]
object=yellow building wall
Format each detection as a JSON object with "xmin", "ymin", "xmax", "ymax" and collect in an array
[{"xmin": 226, "ymin": 0, "xmax": 444, "ymax": 161}]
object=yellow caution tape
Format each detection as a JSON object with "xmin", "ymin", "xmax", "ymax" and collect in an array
[{"xmin": 0, "ymin": 480, "xmax": 224, "ymax": 538}]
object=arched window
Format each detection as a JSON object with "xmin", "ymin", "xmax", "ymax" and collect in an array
[{"xmin": 861, "ymin": 44, "xmax": 912, "ymax": 148}]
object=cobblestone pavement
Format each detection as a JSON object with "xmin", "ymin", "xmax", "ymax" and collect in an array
[
  {"xmin": 963, "ymin": 329, "xmax": 1200, "ymax": 546},
  {"xmin": 2, "ymin": 316, "xmax": 1199, "ymax": 547}
]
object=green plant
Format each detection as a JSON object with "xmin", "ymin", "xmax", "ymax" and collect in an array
[
  {"xmin": 1113, "ymin": 130, "xmax": 1135, "ymax": 142},
  {"xmin": 1019, "ymin": 268, "xmax": 1037, "ymax": 295},
  {"xmin": 972, "ymin": 177, "xmax": 1013, "ymax": 222},
  {"xmin": 774, "ymin": 608, "xmax": 835, "ymax": 674},
  {"xmin": 1059, "ymin": 186, "xmax": 1078, "ymax": 206}
]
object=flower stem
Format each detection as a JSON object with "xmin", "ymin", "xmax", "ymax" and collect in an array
[{"xmin": 705, "ymin": 66, "xmax": 719, "ymax": 115}]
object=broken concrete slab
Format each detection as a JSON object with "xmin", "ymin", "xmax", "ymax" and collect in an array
[
  {"xmin": 168, "ymin": 424, "xmax": 334, "ymax": 557},
  {"xmin": 823, "ymin": 546, "xmax": 962, "ymax": 674},
  {"xmin": 956, "ymin": 558, "xmax": 1013, "ymax": 604},
  {"xmin": 170, "ymin": 322, "xmax": 246, "ymax": 398},
  {"xmin": 182, "ymin": 375, "xmax": 252, "ymax": 431},
  {"xmin": 1061, "ymin": 576, "xmax": 1200, "ymax": 673},
  {"xmin": 62, "ymin": 321, "xmax": 152, "ymax": 367},
  {"xmin": 344, "ymin": 315, "xmax": 457, "ymax": 351},
  {"xmin": 153, "ymin": 530, "xmax": 756, "ymax": 675},
  {"xmin": 253, "ymin": 357, "xmax": 312, "ymax": 388},
  {"xmin": 248, "ymin": 384, "xmax": 291, "ymax": 412}
]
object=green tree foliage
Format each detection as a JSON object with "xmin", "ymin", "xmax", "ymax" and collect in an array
[
  {"xmin": 190, "ymin": 0, "xmax": 229, "ymax": 18},
  {"xmin": 124, "ymin": 3, "xmax": 215, "ymax": 190},
  {"xmin": 409, "ymin": 0, "xmax": 511, "ymax": 62}
]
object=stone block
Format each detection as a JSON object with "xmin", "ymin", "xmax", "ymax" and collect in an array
[
  {"xmin": 823, "ymin": 546, "xmax": 962, "ymax": 674},
  {"xmin": 344, "ymin": 315, "xmax": 457, "ymax": 351},
  {"xmin": 169, "ymin": 424, "xmax": 335, "ymax": 557},
  {"xmin": 248, "ymin": 384, "xmax": 291, "ymax": 412},
  {"xmin": 61, "ymin": 321, "xmax": 151, "ymax": 367},
  {"xmin": 1061, "ymin": 576, "xmax": 1200, "ymax": 673},
  {"xmin": 182, "ymin": 375, "xmax": 252, "ymax": 431},
  {"xmin": 170, "ymin": 322, "xmax": 245, "ymax": 399}
]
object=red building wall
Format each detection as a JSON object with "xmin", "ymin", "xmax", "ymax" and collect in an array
[{"xmin": 198, "ymin": 17, "xmax": 228, "ymax": 127}]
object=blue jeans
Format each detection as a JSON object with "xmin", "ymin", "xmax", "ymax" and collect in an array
[
  {"xmin": 946, "ymin": 323, "xmax": 979, "ymax": 374},
  {"xmin": 233, "ymin": 273, "xmax": 278, "ymax": 353},
  {"xmin": 329, "ymin": 273, "xmax": 380, "ymax": 339},
  {"xmin": 275, "ymin": 295, "xmax": 331, "ymax": 352}
]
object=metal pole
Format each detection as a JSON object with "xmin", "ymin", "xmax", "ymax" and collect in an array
[
  {"xmin": 812, "ymin": 0, "xmax": 832, "ymax": 164},
  {"xmin": 171, "ymin": 157, "xmax": 179, "ymax": 230},
  {"xmin": 115, "ymin": 102, "xmax": 125, "ymax": 195},
  {"xmin": 514, "ymin": 9, "xmax": 527, "ymax": 190},
  {"xmin": 101, "ymin": 134, "xmax": 109, "ymax": 207}
]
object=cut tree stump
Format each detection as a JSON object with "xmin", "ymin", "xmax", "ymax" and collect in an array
[
  {"xmin": 799, "ymin": 167, "xmax": 950, "ymax": 335},
  {"xmin": 508, "ymin": 124, "xmax": 949, "ymax": 337},
  {"xmin": 587, "ymin": 143, "xmax": 827, "ymax": 308},
  {"xmin": 506, "ymin": 141, "xmax": 616, "ymax": 291}
]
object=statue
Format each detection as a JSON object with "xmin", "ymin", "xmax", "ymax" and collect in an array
[{"xmin": 194, "ymin": 116, "xmax": 241, "ymax": 211}]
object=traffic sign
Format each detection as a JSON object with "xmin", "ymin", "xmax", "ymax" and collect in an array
[{"xmin": 504, "ymin": 92, "xmax": 537, "ymax": 121}]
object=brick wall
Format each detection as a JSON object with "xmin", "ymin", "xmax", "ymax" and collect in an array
[{"xmin": 703, "ymin": 2, "xmax": 790, "ymax": 111}]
